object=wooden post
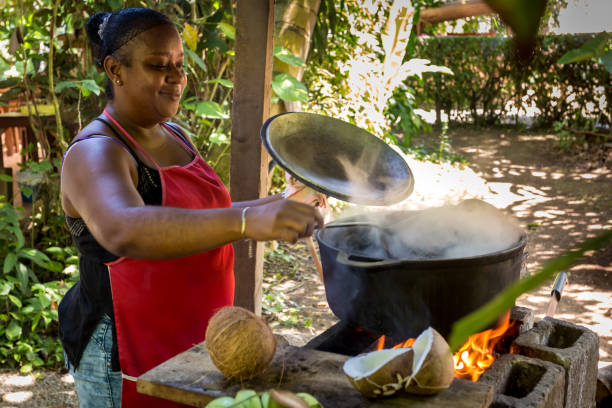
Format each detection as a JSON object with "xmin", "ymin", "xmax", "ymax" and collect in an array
[{"xmin": 230, "ymin": 0, "xmax": 274, "ymax": 314}]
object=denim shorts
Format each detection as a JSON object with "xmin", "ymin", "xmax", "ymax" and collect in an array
[{"xmin": 65, "ymin": 314, "xmax": 122, "ymax": 407}]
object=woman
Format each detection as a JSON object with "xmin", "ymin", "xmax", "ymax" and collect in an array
[{"xmin": 59, "ymin": 8, "xmax": 323, "ymax": 407}]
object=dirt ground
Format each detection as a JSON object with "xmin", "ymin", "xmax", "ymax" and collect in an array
[{"xmin": 1, "ymin": 127, "xmax": 610, "ymax": 407}]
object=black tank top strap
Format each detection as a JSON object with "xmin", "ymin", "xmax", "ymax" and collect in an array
[
  {"xmin": 62, "ymin": 117, "xmax": 139, "ymax": 165},
  {"xmin": 91, "ymin": 117, "xmax": 140, "ymax": 161},
  {"xmin": 162, "ymin": 122, "xmax": 196, "ymax": 152}
]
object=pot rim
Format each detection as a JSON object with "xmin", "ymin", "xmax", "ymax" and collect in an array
[{"xmin": 316, "ymin": 222, "xmax": 528, "ymax": 268}]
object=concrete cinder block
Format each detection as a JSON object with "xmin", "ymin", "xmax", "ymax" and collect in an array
[
  {"xmin": 510, "ymin": 317, "xmax": 599, "ymax": 408},
  {"xmin": 597, "ymin": 364, "xmax": 612, "ymax": 407},
  {"xmin": 478, "ymin": 354, "xmax": 565, "ymax": 408},
  {"xmin": 511, "ymin": 306, "xmax": 534, "ymax": 333}
]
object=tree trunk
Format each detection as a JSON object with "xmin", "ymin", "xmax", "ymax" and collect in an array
[
  {"xmin": 271, "ymin": 0, "xmax": 321, "ymax": 116},
  {"xmin": 420, "ymin": 0, "xmax": 493, "ymax": 25}
]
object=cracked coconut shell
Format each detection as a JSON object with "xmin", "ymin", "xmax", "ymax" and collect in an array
[
  {"xmin": 404, "ymin": 327, "xmax": 454, "ymax": 395},
  {"xmin": 343, "ymin": 327, "xmax": 454, "ymax": 398},
  {"xmin": 343, "ymin": 347, "xmax": 416, "ymax": 398}
]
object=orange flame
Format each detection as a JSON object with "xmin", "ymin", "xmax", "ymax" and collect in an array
[
  {"xmin": 453, "ymin": 311, "xmax": 513, "ymax": 381},
  {"xmin": 376, "ymin": 336, "xmax": 415, "ymax": 350},
  {"xmin": 374, "ymin": 312, "xmax": 514, "ymax": 382}
]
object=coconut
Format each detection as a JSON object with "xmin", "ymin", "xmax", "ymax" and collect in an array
[
  {"xmin": 403, "ymin": 327, "xmax": 454, "ymax": 395},
  {"xmin": 343, "ymin": 347, "xmax": 415, "ymax": 397},
  {"xmin": 205, "ymin": 306, "xmax": 277, "ymax": 381},
  {"xmin": 343, "ymin": 327, "xmax": 454, "ymax": 398}
]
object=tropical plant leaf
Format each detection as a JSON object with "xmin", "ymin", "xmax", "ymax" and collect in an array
[
  {"xmin": 206, "ymin": 78, "xmax": 233, "ymax": 88},
  {"xmin": 21, "ymin": 305, "xmax": 35, "ymax": 315},
  {"xmin": 182, "ymin": 23, "xmax": 199, "ymax": 51},
  {"xmin": 80, "ymin": 79, "xmax": 102, "ymax": 96},
  {"xmin": 54, "ymin": 80, "xmax": 80, "ymax": 92},
  {"xmin": 557, "ymin": 48, "xmax": 594, "ymax": 65},
  {"xmin": 218, "ymin": 22, "xmax": 235, "ymax": 40},
  {"xmin": 16, "ymin": 264, "xmax": 28, "ymax": 293},
  {"xmin": 600, "ymin": 50, "xmax": 612, "ymax": 74},
  {"xmin": 12, "ymin": 226, "xmax": 24, "ymax": 250},
  {"xmin": 195, "ymin": 101, "xmax": 229, "ymax": 119},
  {"xmin": 273, "ymin": 46, "xmax": 306, "ymax": 67},
  {"xmin": 448, "ymin": 230, "xmax": 612, "ymax": 352},
  {"xmin": 271, "ymin": 73, "xmax": 308, "ymax": 102},
  {"xmin": 3, "ymin": 253, "xmax": 17, "ymax": 274},
  {"xmin": 581, "ymin": 32, "xmax": 611, "ymax": 56},
  {"xmin": 19, "ymin": 248, "xmax": 51, "ymax": 264},
  {"xmin": 55, "ymin": 80, "xmax": 102, "ymax": 96},
  {"xmin": 0, "ymin": 282, "xmax": 11, "ymax": 296},
  {"xmin": 8, "ymin": 294, "xmax": 22, "ymax": 308},
  {"xmin": 185, "ymin": 48, "xmax": 207, "ymax": 73},
  {"xmin": 6, "ymin": 320, "xmax": 22, "ymax": 341},
  {"xmin": 45, "ymin": 246, "xmax": 64, "ymax": 257}
]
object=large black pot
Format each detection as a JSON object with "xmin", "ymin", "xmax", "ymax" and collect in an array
[{"xmin": 316, "ymin": 222, "xmax": 527, "ymax": 340}]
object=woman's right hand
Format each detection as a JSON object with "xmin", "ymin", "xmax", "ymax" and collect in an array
[{"xmin": 244, "ymin": 199, "xmax": 324, "ymax": 244}]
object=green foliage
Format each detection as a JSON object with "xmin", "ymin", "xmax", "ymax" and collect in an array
[
  {"xmin": 306, "ymin": 0, "xmax": 451, "ymax": 142},
  {"xmin": 262, "ymin": 245, "xmax": 301, "ymax": 325},
  {"xmin": 0, "ymin": 197, "xmax": 79, "ymax": 372},
  {"xmin": 410, "ymin": 123, "xmax": 468, "ymax": 165},
  {"xmin": 557, "ymin": 32, "xmax": 612, "ymax": 73},
  {"xmin": 409, "ymin": 34, "xmax": 611, "ymax": 129},
  {"xmin": 274, "ymin": 46, "xmax": 306, "ymax": 68},
  {"xmin": 172, "ymin": 7, "xmax": 309, "ymax": 185},
  {"xmin": 54, "ymin": 79, "xmax": 102, "ymax": 97},
  {"xmin": 0, "ymin": 2, "xmax": 313, "ymax": 372},
  {"xmin": 272, "ymin": 73, "xmax": 308, "ymax": 103}
]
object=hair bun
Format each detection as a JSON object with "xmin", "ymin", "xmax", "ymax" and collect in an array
[{"xmin": 85, "ymin": 12, "xmax": 111, "ymax": 68}]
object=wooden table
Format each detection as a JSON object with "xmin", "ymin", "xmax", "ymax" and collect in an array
[{"xmin": 137, "ymin": 340, "xmax": 494, "ymax": 407}]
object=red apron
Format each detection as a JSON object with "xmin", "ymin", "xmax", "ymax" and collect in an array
[{"xmin": 103, "ymin": 110, "xmax": 234, "ymax": 407}]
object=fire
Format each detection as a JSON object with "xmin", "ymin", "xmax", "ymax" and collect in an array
[
  {"xmin": 375, "ymin": 336, "xmax": 415, "ymax": 350},
  {"xmin": 375, "ymin": 312, "xmax": 513, "ymax": 382},
  {"xmin": 453, "ymin": 311, "xmax": 512, "ymax": 381}
]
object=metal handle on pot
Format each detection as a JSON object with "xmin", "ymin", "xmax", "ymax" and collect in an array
[{"xmin": 336, "ymin": 251, "xmax": 400, "ymax": 268}]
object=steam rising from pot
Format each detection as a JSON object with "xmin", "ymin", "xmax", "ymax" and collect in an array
[{"xmin": 329, "ymin": 199, "xmax": 524, "ymax": 260}]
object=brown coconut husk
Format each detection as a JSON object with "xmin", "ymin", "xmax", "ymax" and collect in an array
[{"xmin": 205, "ymin": 306, "xmax": 277, "ymax": 381}]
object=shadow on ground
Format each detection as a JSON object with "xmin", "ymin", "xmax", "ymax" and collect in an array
[{"xmin": 449, "ymin": 128, "xmax": 611, "ymax": 364}]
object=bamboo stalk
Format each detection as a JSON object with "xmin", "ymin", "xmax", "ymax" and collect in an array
[{"xmin": 48, "ymin": 0, "xmax": 67, "ymax": 151}]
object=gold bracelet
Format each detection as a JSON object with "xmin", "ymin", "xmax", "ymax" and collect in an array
[{"xmin": 241, "ymin": 207, "xmax": 250, "ymax": 237}]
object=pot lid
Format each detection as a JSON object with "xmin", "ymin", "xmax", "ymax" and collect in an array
[{"xmin": 260, "ymin": 112, "xmax": 414, "ymax": 206}]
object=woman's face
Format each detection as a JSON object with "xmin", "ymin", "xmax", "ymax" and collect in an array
[{"xmin": 118, "ymin": 24, "xmax": 187, "ymax": 122}]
